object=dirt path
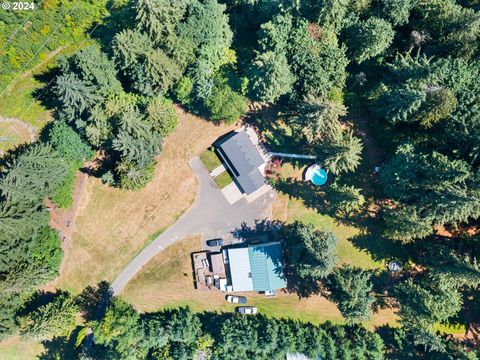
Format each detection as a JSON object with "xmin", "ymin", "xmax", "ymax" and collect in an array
[
  {"xmin": 19, "ymin": 45, "xmax": 66, "ymax": 80},
  {"xmin": 350, "ymin": 110, "xmax": 385, "ymax": 168}
]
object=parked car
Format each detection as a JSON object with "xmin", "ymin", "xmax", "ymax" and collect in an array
[
  {"xmin": 206, "ymin": 238, "xmax": 225, "ymax": 247},
  {"xmin": 237, "ymin": 306, "xmax": 258, "ymax": 315},
  {"xmin": 263, "ymin": 290, "xmax": 277, "ymax": 297},
  {"xmin": 226, "ymin": 295, "xmax": 247, "ymax": 304}
]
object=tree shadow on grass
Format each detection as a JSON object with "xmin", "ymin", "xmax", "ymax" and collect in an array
[
  {"xmin": 273, "ymin": 177, "xmax": 330, "ymax": 213},
  {"xmin": 230, "ymin": 219, "xmax": 283, "ymax": 243},
  {"xmin": 273, "ymin": 173, "xmax": 415, "ymax": 266},
  {"xmin": 350, "ymin": 230, "xmax": 411, "ymax": 265},
  {"xmin": 246, "ymin": 104, "xmax": 309, "ymax": 155},
  {"xmin": 16, "ymin": 290, "xmax": 66, "ymax": 318},
  {"xmin": 32, "ymin": 66, "xmax": 63, "ymax": 113},
  {"xmin": 39, "ymin": 332, "xmax": 78, "ymax": 360},
  {"xmin": 88, "ymin": 0, "xmax": 137, "ymax": 55}
]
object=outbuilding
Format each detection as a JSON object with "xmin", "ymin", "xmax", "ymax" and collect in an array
[{"xmin": 227, "ymin": 242, "xmax": 286, "ymax": 292}]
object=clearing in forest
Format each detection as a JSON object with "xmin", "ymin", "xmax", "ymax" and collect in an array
[{"xmin": 49, "ymin": 108, "xmax": 236, "ymax": 293}]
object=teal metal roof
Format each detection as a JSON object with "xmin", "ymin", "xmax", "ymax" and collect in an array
[{"xmin": 248, "ymin": 242, "xmax": 286, "ymax": 291}]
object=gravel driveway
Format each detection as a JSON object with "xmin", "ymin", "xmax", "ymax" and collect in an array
[{"xmin": 111, "ymin": 156, "xmax": 275, "ymax": 294}]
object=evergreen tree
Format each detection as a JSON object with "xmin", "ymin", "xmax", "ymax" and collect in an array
[
  {"xmin": 91, "ymin": 299, "xmax": 150, "ymax": 359},
  {"xmin": 175, "ymin": 0, "xmax": 233, "ymax": 71},
  {"xmin": 383, "ymin": 205, "xmax": 433, "ymax": 242},
  {"xmin": 344, "ymin": 17, "xmax": 395, "ymax": 63},
  {"xmin": 412, "ymin": 0, "xmax": 480, "ymax": 58},
  {"xmin": 116, "ymin": 161, "xmax": 156, "ymax": 191},
  {"xmin": 48, "ymin": 121, "xmax": 94, "ymax": 162},
  {"xmin": 296, "ymin": 95, "xmax": 345, "ymax": 142},
  {"xmin": 135, "ymin": 0, "xmax": 186, "ymax": 45},
  {"xmin": 215, "ymin": 316, "xmax": 259, "ymax": 359},
  {"xmin": 0, "ymin": 145, "xmax": 70, "ymax": 203},
  {"xmin": 248, "ymin": 51, "xmax": 295, "ymax": 103},
  {"xmin": 205, "ymin": 83, "xmax": 247, "ymax": 124},
  {"xmin": 282, "ymin": 222, "xmax": 338, "ymax": 280},
  {"xmin": 328, "ymin": 183, "xmax": 365, "ymax": 216},
  {"xmin": 380, "ymin": 144, "xmax": 480, "ymax": 231},
  {"xmin": 64, "ymin": 45, "xmax": 122, "ymax": 98},
  {"xmin": 142, "ymin": 48, "xmax": 182, "ymax": 96},
  {"xmin": 328, "ymin": 265, "xmax": 375, "ymax": 323},
  {"xmin": 317, "ymin": 0, "xmax": 349, "ymax": 32},
  {"xmin": 321, "ymin": 130, "xmax": 363, "ymax": 174},
  {"xmin": 146, "ymin": 96, "xmax": 179, "ymax": 136},
  {"xmin": 378, "ymin": 0, "xmax": 416, "ymax": 26},
  {"xmin": 289, "ymin": 20, "xmax": 349, "ymax": 98},
  {"xmin": 54, "ymin": 73, "xmax": 101, "ymax": 123},
  {"xmin": 394, "ymin": 275, "xmax": 463, "ymax": 329}
]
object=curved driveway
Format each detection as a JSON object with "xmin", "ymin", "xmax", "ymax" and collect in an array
[{"xmin": 111, "ymin": 156, "xmax": 275, "ymax": 294}]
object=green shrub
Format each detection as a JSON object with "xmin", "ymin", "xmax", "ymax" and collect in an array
[
  {"xmin": 51, "ymin": 161, "xmax": 80, "ymax": 209},
  {"xmin": 30, "ymin": 227, "xmax": 63, "ymax": 275},
  {"xmin": 49, "ymin": 121, "xmax": 94, "ymax": 162},
  {"xmin": 117, "ymin": 161, "xmax": 156, "ymax": 191},
  {"xmin": 174, "ymin": 76, "xmax": 194, "ymax": 105},
  {"xmin": 147, "ymin": 96, "xmax": 179, "ymax": 136}
]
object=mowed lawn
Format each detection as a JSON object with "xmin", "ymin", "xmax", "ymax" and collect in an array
[
  {"xmin": 121, "ymin": 236, "xmax": 396, "ymax": 329},
  {"xmin": 199, "ymin": 148, "xmax": 233, "ymax": 189},
  {"xmin": 273, "ymin": 194, "xmax": 383, "ymax": 270},
  {"xmin": 0, "ymin": 121, "xmax": 33, "ymax": 153},
  {"xmin": 121, "ymin": 161, "xmax": 396, "ymax": 328},
  {"xmin": 49, "ymin": 108, "xmax": 236, "ymax": 293},
  {"xmin": 0, "ymin": 72, "xmax": 53, "ymax": 130},
  {"xmin": 0, "ymin": 336, "xmax": 44, "ymax": 360},
  {"xmin": 272, "ymin": 162, "xmax": 384, "ymax": 269}
]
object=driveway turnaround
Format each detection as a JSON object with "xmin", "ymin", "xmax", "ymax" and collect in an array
[{"xmin": 111, "ymin": 156, "xmax": 275, "ymax": 295}]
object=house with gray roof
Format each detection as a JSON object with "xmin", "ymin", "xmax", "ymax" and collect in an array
[
  {"xmin": 216, "ymin": 126, "xmax": 270, "ymax": 199},
  {"xmin": 226, "ymin": 242, "xmax": 287, "ymax": 292}
]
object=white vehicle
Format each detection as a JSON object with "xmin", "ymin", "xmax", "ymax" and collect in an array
[
  {"xmin": 237, "ymin": 306, "xmax": 258, "ymax": 315},
  {"xmin": 226, "ymin": 295, "xmax": 247, "ymax": 304},
  {"xmin": 264, "ymin": 290, "xmax": 277, "ymax": 297}
]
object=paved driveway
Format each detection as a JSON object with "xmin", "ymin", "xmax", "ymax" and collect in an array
[{"xmin": 111, "ymin": 156, "xmax": 275, "ymax": 294}]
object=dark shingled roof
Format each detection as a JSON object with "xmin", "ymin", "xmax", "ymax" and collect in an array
[{"xmin": 216, "ymin": 131, "xmax": 266, "ymax": 195}]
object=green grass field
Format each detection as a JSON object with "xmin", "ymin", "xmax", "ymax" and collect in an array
[
  {"xmin": 121, "ymin": 236, "xmax": 398, "ymax": 329},
  {"xmin": 199, "ymin": 148, "xmax": 222, "ymax": 172},
  {"xmin": 285, "ymin": 197, "xmax": 383, "ymax": 269},
  {"xmin": 214, "ymin": 170, "xmax": 233, "ymax": 189},
  {"xmin": 0, "ymin": 337, "xmax": 44, "ymax": 360}
]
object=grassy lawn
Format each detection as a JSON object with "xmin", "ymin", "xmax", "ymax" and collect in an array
[
  {"xmin": 121, "ymin": 157, "xmax": 397, "ymax": 329},
  {"xmin": 0, "ymin": 47, "xmax": 69, "ymax": 129},
  {"xmin": 49, "ymin": 109, "xmax": 236, "ymax": 293},
  {"xmin": 213, "ymin": 170, "xmax": 233, "ymax": 189},
  {"xmin": 199, "ymin": 148, "xmax": 222, "ymax": 172},
  {"xmin": 0, "ymin": 72, "xmax": 52, "ymax": 130},
  {"xmin": 0, "ymin": 45, "xmax": 84, "ymax": 156},
  {"xmin": 0, "ymin": 122, "xmax": 33, "ymax": 153},
  {"xmin": 121, "ymin": 236, "xmax": 397, "ymax": 329},
  {"xmin": 433, "ymin": 322, "xmax": 467, "ymax": 336},
  {"xmin": 0, "ymin": 336, "xmax": 44, "ymax": 360},
  {"xmin": 272, "ymin": 163, "xmax": 384, "ymax": 270}
]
